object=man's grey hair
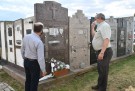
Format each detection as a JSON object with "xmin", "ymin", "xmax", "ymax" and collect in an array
[{"xmin": 95, "ymin": 13, "xmax": 105, "ymax": 20}]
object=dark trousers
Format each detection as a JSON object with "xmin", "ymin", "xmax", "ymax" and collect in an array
[
  {"xmin": 24, "ymin": 58, "xmax": 40, "ymax": 91},
  {"xmin": 96, "ymin": 48, "xmax": 113, "ymax": 91}
]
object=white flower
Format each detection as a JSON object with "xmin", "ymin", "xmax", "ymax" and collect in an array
[
  {"xmin": 57, "ymin": 61, "xmax": 60, "ymax": 65},
  {"xmin": 60, "ymin": 64, "xmax": 64, "ymax": 68},
  {"xmin": 50, "ymin": 58, "xmax": 70, "ymax": 72},
  {"xmin": 65, "ymin": 65, "xmax": 70, "ymax": 69},
  {"xmin": 54, "ymin": 59, "xmax": 57, "ymax": 63},
  {"xmin": 54, "ymin": 68, "xmax": 57, "ymax": 71},
  {"xmin": 57, "ymin": 66, "xmax": 60, "ymax": 70}
]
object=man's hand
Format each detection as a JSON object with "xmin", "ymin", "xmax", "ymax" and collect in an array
[
  {"xmin": 41, "ymin": 71, "xmax": 47, "ymax": 77},
  {"xmin": 91, "ymin": 21, "xmax": 97, "ymax": 30},
  {"xmin": 98, "ymin": 52, "xmax": 104, "ymax": 61},
  {"xmin": 98, "ymin": 38, "xmax": 109, "ymax": 61},
  {"xmin": 91, "ymin": 21, "xmax": 97, "ymax": 37}
]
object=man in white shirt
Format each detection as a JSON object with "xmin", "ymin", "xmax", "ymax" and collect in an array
[
  {"xmin": 21, "ymin": 22, "xmax": 47, "ymax": 91},
  {"xmin": 91, "ymin": 13, "xmax": 113, "ymax": 91}
]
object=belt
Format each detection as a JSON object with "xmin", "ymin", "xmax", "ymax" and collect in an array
[
  {"xmin": 24, "ymin": 57, "xmax": 37, "ymax": 61},
  {"xmin": 97, "ymin": 47, "xmax": 111, "ymax": 53}
]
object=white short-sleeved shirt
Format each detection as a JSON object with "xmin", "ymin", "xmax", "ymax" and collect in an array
[{"xmin": 92, "ymin": 21, "xmax": 111, "ymax": 51}]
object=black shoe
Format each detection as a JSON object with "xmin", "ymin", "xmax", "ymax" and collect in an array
[{"xmin": 91, "ymin": 85, "xmax": 99, "ymax": 90}]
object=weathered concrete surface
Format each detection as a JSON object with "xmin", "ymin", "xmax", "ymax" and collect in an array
[{"xmin": 0, "ymin": 82, "xmax": 15, "ymax": 91}]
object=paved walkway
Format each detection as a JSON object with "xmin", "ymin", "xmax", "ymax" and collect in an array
[{"xmin": 0, "ymin": 82, "xmax": 15, "ymax": 91}]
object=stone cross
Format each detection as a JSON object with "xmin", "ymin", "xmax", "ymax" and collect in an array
[{"xmin": 50, "ymin": 4, "xmax": 58, "ymax": 19}]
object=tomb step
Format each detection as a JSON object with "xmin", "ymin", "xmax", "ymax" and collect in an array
[{"xmin": 2, "ymin": 64, "xmax": 25, "ymax": 85}]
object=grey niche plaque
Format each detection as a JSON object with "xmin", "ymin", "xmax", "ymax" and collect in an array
[{"xmin": 34, "ymin": 1, "xmax": 69, "ymax": 74}]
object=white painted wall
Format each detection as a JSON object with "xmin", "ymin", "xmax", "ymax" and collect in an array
[
  {"xmin": 14, "ymin": 19, "xmax": 23, "ymax": 67},
  {"xmin": 16, "ymin": 48, "xmax": 24, "ymax": 67},
  {"xmin": 14, "ymin": 20, "xmax": 23, "ymax": 46},
  {"xmin": 6, "ymin": 22, "xmax": 15, "ymax": 63},
  {"xmin": 0, "ymin": 22, "xmax": 7, "ymax": 60},
  {"xmin": 23, "ymin": 16, "xmax": 34, "ymax": 36}
]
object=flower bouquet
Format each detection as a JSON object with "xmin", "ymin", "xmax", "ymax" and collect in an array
[{"xmin": 51, "ymin": 58, "xmax": 70, "ymax": 77}]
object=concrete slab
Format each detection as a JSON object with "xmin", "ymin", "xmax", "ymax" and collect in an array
[{"xmin": 0, "ymin": 82, "xmax": 15, "ymax": 91}]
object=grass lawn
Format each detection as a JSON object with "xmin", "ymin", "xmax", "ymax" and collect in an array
[
  {"xmin": 0, "ymin": 70, "xmax": 24, "ymax": 91},
  {"xmin": 49, "ymin": 54, "xmax": 135, "ymax": 91},
  {"xmin": 1, "ymin": 54, "xmax": 135, "ymax": 91}
]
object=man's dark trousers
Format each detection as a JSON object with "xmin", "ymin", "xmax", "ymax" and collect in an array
[
  {"xmin": 24, "ymin": 58, "xmax": 40, "ymax": 91},
  {"xmin": 96, "ymin": 48, "xmax": 113, "ymax": 91}
]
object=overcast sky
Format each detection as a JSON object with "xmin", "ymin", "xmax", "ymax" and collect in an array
[{"xmin": 0, "ymin": 0, "xmax": 135, "ymax": 21}]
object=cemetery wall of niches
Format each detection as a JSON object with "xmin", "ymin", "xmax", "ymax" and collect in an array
[{"xmin": 0, "ymin": 1, "xmax": 134, "ymax": 69}]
